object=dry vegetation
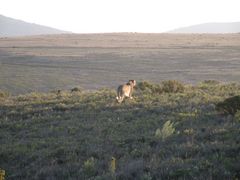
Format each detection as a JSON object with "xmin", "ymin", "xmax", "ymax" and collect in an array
[
  {"xmin": 0, "ymin": 33, "xmax": 240, "ymax": 94},
  {"xmin": 1, "ymin": 34, "xmax": 240, "ymax": 179},
  {"xmin": 1, "ymin": 81, "xmax": 240, "ymax": 179}
]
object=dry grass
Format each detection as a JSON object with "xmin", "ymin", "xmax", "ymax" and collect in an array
[
  {"xmin": 0, "ymin": 33, "xmax": 240, "ymax": 94},
  {"xmin": 0, "ymin": 81, "xmax": 240, "ymax": 179}
]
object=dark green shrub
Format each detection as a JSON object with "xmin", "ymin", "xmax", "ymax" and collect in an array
[
  {"xmin": 137, "ymin": 81, "xmax": 163, "ymax": 94},
  {"xmin": 71, "ymin": 87, "xmax": 82, "ymax": 93},
  {"xmin": 137, "ymin": 81, "xmax": 155, "ymax": 91},
  {"xmin": 161, "ymin": 80, "xmax": 185, "ymax": 93},
  {"xmin": 137, "ymin": 80, "xmax": 185, "ymax": 94},
  {"xmin": 234, "ymin": 111, "xmax": 240, "ymax": 122},
  {"xmin": 216, "ymin": 95, "xmax": 240, "ymax": 115}
]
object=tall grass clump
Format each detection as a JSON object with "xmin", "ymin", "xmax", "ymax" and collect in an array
[
  {"xmin": 83, "ymin": 157, "xmax": 96, "ymax": 178},
  {"xmin": 155, "ymin": 120, "xmax": 175, "ymax": 141}
]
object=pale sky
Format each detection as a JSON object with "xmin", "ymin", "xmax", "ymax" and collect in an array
[{"xmin": 1, "ymin": 0, "xmax": 240, "ymax": 33}]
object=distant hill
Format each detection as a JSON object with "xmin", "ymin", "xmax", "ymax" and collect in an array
[
  {"xmin": 168, "ymin": 22, "xmax": 240, "ymax": 33},
  {"xmin": 0, "ymin": 15, "xmax": 69, "ymax": 37}
]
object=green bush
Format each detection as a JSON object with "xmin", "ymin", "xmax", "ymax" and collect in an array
[
  {"xmin": 71, "ymin": 87, "xmax": 82, "ymax": 93},
  {"xmin": 137, "ymin": 81, "xmax": 162, "ymax": 94},
  {"xmin": 161, "ymin": 80, "xmax": 185, "ymax": 93},
  {"xmin": 137, "ymin": 80, "xmax": 185, "ymax": 94},
  {"xmin": 216, "ymin": 95, "xmax": 240, "ymax": 115}
]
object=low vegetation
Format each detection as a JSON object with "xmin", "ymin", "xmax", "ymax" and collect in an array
[
  {"xmin": 216, "ymin": 95, "xmax": 240, "ymax": 115},
  {"xmin": 0, "ymin": 90, "xmax": 10, "ymax": 98},
  {"xmin": 0, "ymin": 80, "xmax": 240, "ymax": 179},
  {"xmin": 137, "ymin": 80, "xmax": 185, "ymax": 94}
]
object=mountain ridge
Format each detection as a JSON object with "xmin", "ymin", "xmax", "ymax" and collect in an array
[
  {"xmin": 168, "ymin": 22, "xmax": 240, "ymax": 33},
  {"xmin": 0, "ymin": 14, "xmax": 70, "ymax": 37}
]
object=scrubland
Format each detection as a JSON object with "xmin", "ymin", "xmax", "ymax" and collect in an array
[{"xmin": 1, "ymin": 80, "xmax": 240, "ymax": 179}]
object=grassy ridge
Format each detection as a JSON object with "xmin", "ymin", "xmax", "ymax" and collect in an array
[{"xmin": 1, "ymin": 81, "xmax": 240, "ymax": 179}]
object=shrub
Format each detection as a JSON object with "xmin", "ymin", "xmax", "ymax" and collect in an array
[
  {"xmin": 71, "ymin": 87, "xmax": 82, "ymax": 93},
  {"xmin": 216, "ymin": 95, "xmax": 240, "ymax": 115},
  {"xmin": 161, "ymin": 80, "xmax": 185, "ymax": 93},
  {"xmin": 137, "ymin": 81, "xmax": 156, "ymax": 91},
  {"xmin": 137, "ymin": 80, "xmax": 185, "ymax": 94},
  {"xmin": 202, "ymin": 80, "xmax": 220, "ymax": 85},
  {"xmin": 234, "ymin": 111, "xmax": 240, "ymax": 122},
  {"xmin": 155, "ymin": 120, "xmax": 175, "ymax": 141},
  {"xmin": 0, "ymin": 90, "xmax": 10, "ymax": 98},
  {"xmin": 137, "ymin": 81, "xmax": 163, "ymax": 94}
]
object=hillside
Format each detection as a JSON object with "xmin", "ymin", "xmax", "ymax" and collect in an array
[
  {"xmin": 168, "ymin": 22, "xmax": 240, "ymax": 33},
  {"xmin": 0, "ymin": 15, "xmax": 69, "ymax": 37},
  {"xmin": 0, "ymin": 80, "xmax": 240, "ymax": 179}
]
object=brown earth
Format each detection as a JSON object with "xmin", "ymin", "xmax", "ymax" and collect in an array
[{"xmin": 0, "ymin": 33, "xmax": 240, "ymax": 94}]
